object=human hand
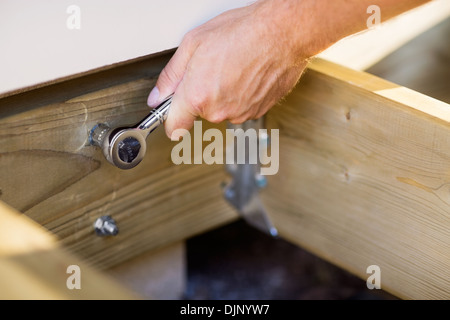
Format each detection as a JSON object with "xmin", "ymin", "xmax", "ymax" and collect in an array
[
  {"xmin": 147, "ymin": 0, "xmax": 310, "ymax": 140},
  {"xmin": 148, "ymin": 0, "xmax": 430, "ymax": 140}
]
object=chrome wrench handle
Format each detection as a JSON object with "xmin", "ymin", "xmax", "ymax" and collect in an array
[{"xmin": 137, "ymin": 93, "xmax": 173, "ymax": 133}]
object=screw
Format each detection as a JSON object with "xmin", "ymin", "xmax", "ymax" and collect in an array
[
  {"xmin": 94, "ymin": 216, "xmax": 119, "ymax": 236},
  {"xmin": 255, "ymin": 174, "xmax": 267, "ymax": 189}
]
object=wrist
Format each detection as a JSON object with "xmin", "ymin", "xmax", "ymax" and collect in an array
[{"xmin": 252, "ymin": 0, "xmax": 337, "ymax": 62}]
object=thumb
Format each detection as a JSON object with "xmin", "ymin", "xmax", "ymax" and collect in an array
[{"xmin": 147, "ymin": 38, "xmax": 196, "ymax": 107}]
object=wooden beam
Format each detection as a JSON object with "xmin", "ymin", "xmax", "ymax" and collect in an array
[
  {"xmin": 0, "ymin": 201, "xmax": 137, "ymax": 299},
  {"xmin": 263, "ymin": 58, "xmax": 450, "ymax": 299},
  {"xmin": 0, "ymin": 71, "xmax": 238, "ymax": 269},
  {"xmin": 108, "ymin": 242, "xmax": 186, "ymax": 299},
  {"xmin": 366, "ymin": 17, "xmax": 450, "ymax": 104},
  {"xmin": 3, "ymin": 43, "xmax": 449, "ymax": 299},
  {"xmin": 318, "ymin": 0, "xmax": 450, "ymax": 70}
]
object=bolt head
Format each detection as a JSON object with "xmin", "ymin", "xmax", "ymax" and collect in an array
[{"xmin": 94, "ymin": 216, "xmax": 119, "ymax": 236}]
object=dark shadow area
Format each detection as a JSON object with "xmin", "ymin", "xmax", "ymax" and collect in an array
[{"xmin": 185, "ymin": 220, "xmax": 397, "ymax": 300}]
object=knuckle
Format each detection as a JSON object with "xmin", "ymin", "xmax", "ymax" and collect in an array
[
  {"xmin": 229, "ymin": 116, "xmax": 247, "ymax": 125},
  {"xmin": 187, "ymin": 91, "xmax": 208, "ymax": 116},
  {"xmin": 253, "ymin": 105, "xmax": 268, "ymax": 119},
  {"xmin": 255, "ymin": 109, "xmax": 267, "ymax": 119},
  {"xmin": 206, "ymin": 111, "xmax": 227, "ymax": 124}
]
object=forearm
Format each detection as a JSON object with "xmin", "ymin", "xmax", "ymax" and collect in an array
[{"xmin": 255, "ymin": 0, "xmax": 432, "ymax": 61}]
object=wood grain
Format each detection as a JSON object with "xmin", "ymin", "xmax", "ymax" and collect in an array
[
  {"xmin": 3, "ymin": 46, "xmax": 449, "ymax": 299},
  {"xmin": 0, "ymin": 76, "xmax": 238, "ymax": 269},
  {"xmin": 0, "ymin": 200, "xmax": 137, "ymax": 299},
  {"xmin": 263, "ymin": 58, "xmax": 450, "ymax": 299}
]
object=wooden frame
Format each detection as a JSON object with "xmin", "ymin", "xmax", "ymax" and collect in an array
[
  {"xmin": 0, "ymin": 201, "xmax": 136, "ymax": 299},
  {"xmin": 0, "ymin": 67, "xmax": 238, "ymax": 269},
  {"xmin": 264, "ymin": 58, "xmax": 450, "ymax": 299},
  {"xmin": 1, "ymin": 11, "xmax": 449, "ymax": 299}
]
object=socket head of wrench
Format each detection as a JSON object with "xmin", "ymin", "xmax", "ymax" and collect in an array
[
  {"xmin": 107, "ymin": 129, "xmax": 147, "ymax": 170},
  {"xmin": 90, "ymin": 124, "xmax": 147, "ymax": 170}
]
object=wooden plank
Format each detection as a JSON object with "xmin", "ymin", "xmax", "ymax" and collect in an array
[
  {"xmin": 263, "ymin": 58, "xmax": 450, "ymax": 299},
  {"xmin": 367, "ymin": 17, "xmax": 450, "ymax": 104},
  {"xmin": 108, "ymin": 242, "xmax": 186, "ymax": 299},
  {"xmin": 0, "ymin": 72, "xmax": 238, "ymax": 269},
  {"xmin": 318, "ymin": 0, "xmax": 450, "ymax": 70},
  {"xmin": 0, "ymin": 200, "xmax": 137, "ymax": 299}
]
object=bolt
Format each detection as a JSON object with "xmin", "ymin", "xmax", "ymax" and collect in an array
[
  {"xmin": 269, "ymin": 227, "xmax": 278, "ymax": 237},
  {"xmin": 94, "ymin": 216, "xmax": 119, "ymax": 236},
  {"xmin": 89, "ymin": 123, "xmax": 110, "ymax": 147},
  {"xmin": 255, "ymin": 174, "xmax": 267, "ymax": 189}
]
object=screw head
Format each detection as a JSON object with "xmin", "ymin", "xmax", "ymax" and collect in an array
[
  {"xmin": 94, "ymin": 216, "xmax": 119, "ymax": 236},
  {"xmin": 89, "ymin": 123, "xmax": 110, "ymax": 147}
]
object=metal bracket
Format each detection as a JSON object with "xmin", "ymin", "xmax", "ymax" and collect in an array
[{"xmin": 223, "ymin": 119, "xmax": 278, "ymax": 237}]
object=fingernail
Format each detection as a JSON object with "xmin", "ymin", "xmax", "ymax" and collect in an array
[{"xmin": 147, "ymin": 86, "xmax": 160, "ymax": 107}]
